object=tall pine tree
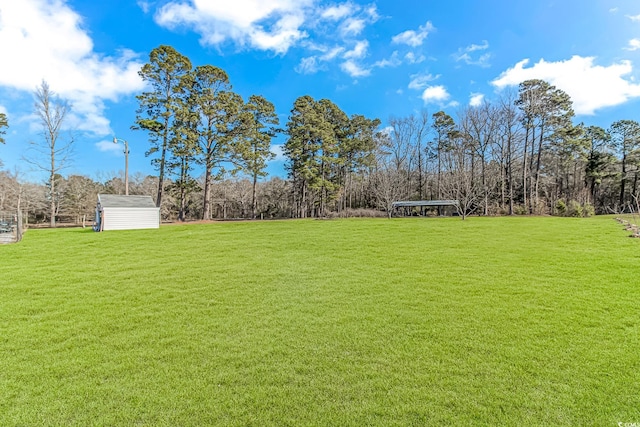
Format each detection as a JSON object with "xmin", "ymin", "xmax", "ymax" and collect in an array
[{"xmin": 135, "ymin": 45, "xmax": 192, "ymax": 208}]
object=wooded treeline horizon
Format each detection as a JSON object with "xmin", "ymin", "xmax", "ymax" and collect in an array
[{"xmin": 2, "ymin": 44, "xmax": 640, "ymax": 225}]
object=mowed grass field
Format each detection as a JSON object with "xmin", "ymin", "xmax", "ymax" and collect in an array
[{"xmin": 1, "ymin": 216, "xmax": 639, "ymax": 426}]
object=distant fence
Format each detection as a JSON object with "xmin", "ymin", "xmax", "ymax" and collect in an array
[{"xmin": 0, "ymin": 210, "xmax": 25, "ymax": 244}]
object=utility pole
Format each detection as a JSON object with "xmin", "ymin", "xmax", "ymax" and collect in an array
[{"xmin": 113, "ymin": 137, "xmax": 129, "ymax": 195}]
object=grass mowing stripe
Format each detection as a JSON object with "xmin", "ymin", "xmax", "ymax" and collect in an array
[{"xmin": 0, "ymin": 216, "xmax": 639, "ymax": 425}]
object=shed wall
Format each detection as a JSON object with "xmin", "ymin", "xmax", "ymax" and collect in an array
[{"xmin": 102, "ymin": 207, "xmax": 159, "ymax": 231}]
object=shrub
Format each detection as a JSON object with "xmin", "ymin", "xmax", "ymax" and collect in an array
[
  {"xmin": 582, "ymin": 203, "xmax": 595, "ymax": 217},
  {"xmin": 490, "ymin": 205, "xmax": 510, "ymax": 216},
  {"xmin": 514, "ymin": 205, "xmax": 528, "ymax": 215},
  {"xmin": 326, "ymin": 208, "xmax": 387, "ymax": 219},
  {"xmin": 567, "ymin": 200, "xmax": 583, "ymax": 217},
  {"xmin": 555, "ymin": 200, "xmax": 567, "ymax": 216}
]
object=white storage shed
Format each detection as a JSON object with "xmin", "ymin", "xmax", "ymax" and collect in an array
[{"xmin": 94, "ymin": 194, "xmax": 160, "ymax": 231}]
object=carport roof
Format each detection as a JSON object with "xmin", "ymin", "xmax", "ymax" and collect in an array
[{"xmin": 392, "ymin": 200, "xmax": 459, "ymax": 208}]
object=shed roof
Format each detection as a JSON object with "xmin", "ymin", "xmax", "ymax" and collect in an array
[
  {"xmin": 392, "ymin": 200, "xmax": 459, "ymax": 208},
  {"xmin": 98, "ymin": 194, "xmax": 157, "ymax": 208}
]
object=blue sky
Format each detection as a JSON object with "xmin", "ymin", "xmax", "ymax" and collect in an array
[{"xmin": 1, "ymin": 0, "xmax": 640, "ymax": 182}]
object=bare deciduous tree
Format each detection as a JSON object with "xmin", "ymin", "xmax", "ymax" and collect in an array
[
  {"xmin": 441, "ymin": 133, "xmax": 481, "ymax": 220},
  {"xmin": 24, "ymin": 81, "xmax": 73, "ymax": 227}
]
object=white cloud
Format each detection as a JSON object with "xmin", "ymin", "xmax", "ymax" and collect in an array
[
  {"xmin": 341, "ymin": 60, "xmax": 370, "ymax": 77},
  {"xmin": 321, "ymin": 4, "xmax": 354, "ymax": 20},
  {"xmin": 381, "ymin": 125, "xmax": 393, "ymax": 136},
  {"xmin": 320, "ymin": 46, "xmax": 345, "ymax": 61},
  {"xmin": 154, "ymin": 0, "xmax": 380, "ymax": 81},
  {"xmin": 250, "ymin": 16, "xmax": 307, "ymax": 52},
  {"xmin": 96, "ymin": 139, "xmax": 124, "ymax": 154},
  {"xmin": 466, "ymin": 40, "xmax": 489, "ymax": 52},
  {"xmin": 154, "ymin": 0, "xmax": 378, "ymax": 55},
  {"xmin": 625, "ymin": 39, "xmax": 640, "ymax": 51},
  {"xmin": 137, "ymin": 1, "xmax": 151, "ymax": 14},
  {"xmin": 454, "ymin": 40, "xmax": 491, "ymax": 67},
  {"xmin": 392, "ymin": 21, "xmax": 434, "ymax": 47},
  {"xmin": 421, "ymin": 85, "xmax": 450, "ymax": 104},
  {"xmin": 340, "ymin": 17, "xmax": 366, "ymax": 36},
  {"xmin": 405, "ymin": 52, "xmax": 426, "ymax": 64},
  {"xmin": 374, "ymin": 51, "xmax": 401, "ymax": 68},
  {"xmin": 364, "ymin": 5, "xmax": 379, "ymax": 22},
  {"xmin": 469, "ymin": 93, "xmax": 484, "ymax": 107},
  {"xmin": 475, "ymin": 53, "xmax": 491, "ymax": 67},
  {"xmin": 270, "ymin": 144, "xmax": 286, "ymax": 162},
  {"xmin": 627, "ymin": 14, "xmax": 640, "ymax": 22},
  {"xmin": 343, "ymin": 40, "xmax": 368, "ymax": 59},
  {"xmin": 295, "ymin": 56, "xmax": 321, "ymax": 74},
  {"xmin": 294, "ymin": 43, "xmax": 357, "ymax": 76},
  {"xmin": 0, "ymin": 0, "xmax": 145, "ymax": 135},
  {"xmin": 155, "ymin": 0, "xmax": 312, "ymax": 54},
  {"xmin": 492, "ymin": 56, "xmax": 640, "ymax": 115},
  {"xmin": 408, "ymin": 73, "xmax": 438, "ymax": 90},
  {"xmin": 335, "ymin": 4, "xmax": 378, "ymax": 36}
]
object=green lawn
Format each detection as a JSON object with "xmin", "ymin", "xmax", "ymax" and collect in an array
[{"xmin": 1, "ymin": 216, "xmax": 639, "ymax": 426}]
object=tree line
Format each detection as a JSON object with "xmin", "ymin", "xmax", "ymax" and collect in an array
[
  {"xmin": 2, "ymin": 44, "xmax": 640, "ymax": 224},
  {"xmin": 374, "ymin": 81, "xmax": 640, "ymax": 218},
  {"xmin": 0, "ymin": 171, "xmax": 297, "ymax": 225}
]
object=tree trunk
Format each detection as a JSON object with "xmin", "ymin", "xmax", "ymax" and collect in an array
[
  {"xmin": 251, "ymin": 173, "xmax": 258, "ymax": 219},
  {"xmin": 301, "ymin": 181, "xmax": 307, "ymax": 218},
  {"xmin": 417, "ymin": 148, "xmax": 423, "ymax": 199},
  {"xmin": 620, "ymin": 153, "xmax": 627, "ymax": 208},
  {"xmin": 178, "ymin": 157, "xmax": 187, "ymax": 222},
  {"xmin": 49, "ymin": 169, "xmax": 56, "ymax": 228},
  {"xmin": 481, "ymin": 157, "xmax": 487, "ymax": 215},
  {"xmin": 500, "ymin": 153, "xmax": 505, "ymax": 210},
  {"xmin": 437, "ymin": 148, "xmax": 442, "ymax": 199},
  {"xmin": 17, "ymin": 202, "xmax": 23, "ymax": 242},
  {"xmin": 156, "ymin": 143, "xmax": 166, "ymax": 208},
  {"xmin": 533, "ymin": 122, "xmax": 545, "ymax": 214},
  {"xmin": 320, "ymin": 157, "xmax": 326, "ymax": 217},
  {"xmin": 522, "ymin": 125, "xmax": 529, "ymax": 213},
  {"xmin": 178, "ymin": 186, "xmax": 186, "ymax": 221},
  {"xmin": 528, "ymin": 125, "xmax": 536, "ymax": 214},
  {"xmin": 156, "ymin": 112, "xmax": 172, "ymax": 209},
  {"xmin": 203, "ymin": 164, "xmax": 212, "ymax": 220}
]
